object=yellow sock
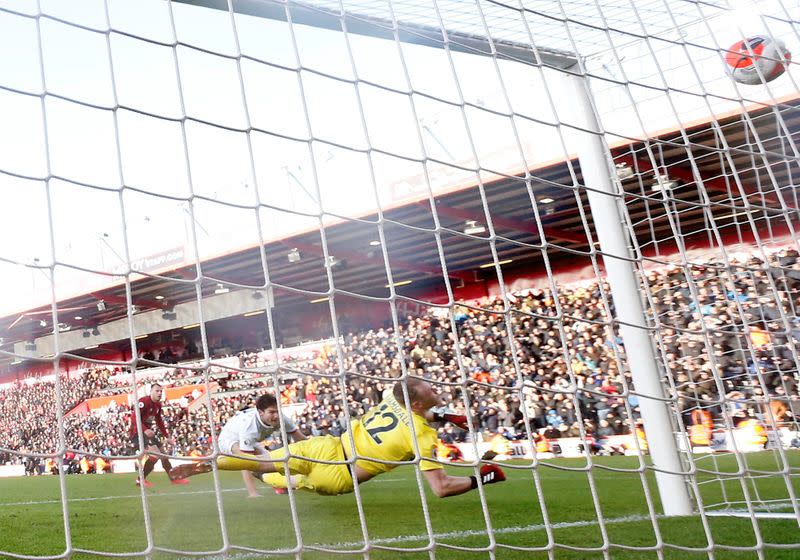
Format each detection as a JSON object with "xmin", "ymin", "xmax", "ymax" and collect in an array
[
  {"xmin": 262, "ymin": 473, "xmax": 314, "ymax": 492},
  {"xmin": 262, "ymin": 472, "xmax": 288, "ymax": 488},
  {"xmin": 217, "ymin": 455, "xmax": 270, "ymax": 472},
  {"xmin": 292, "ymin": 475, "xmax": 313, "ymax": 492}
]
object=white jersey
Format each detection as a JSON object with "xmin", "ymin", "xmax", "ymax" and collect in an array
[{"xmin": 218, "ymin": 408, "xmax": 297, "ymax": 455}]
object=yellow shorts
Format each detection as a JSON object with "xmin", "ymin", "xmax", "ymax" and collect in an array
[{"xmin": 263, "ymin": 435, "xmax": 353, "ymax": 496}]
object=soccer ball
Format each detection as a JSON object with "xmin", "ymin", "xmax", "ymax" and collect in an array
[{"xmin": 725, "ymin": 36, "xmax": 791, "ymax": 85}]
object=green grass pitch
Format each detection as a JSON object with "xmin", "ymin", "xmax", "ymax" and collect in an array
[{"xmin": 1, "ymin": 453, "xmax": 798, "ymax": 559}]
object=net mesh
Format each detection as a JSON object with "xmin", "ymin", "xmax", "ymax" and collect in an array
[{"xmin": 0, "ymin": 0, "xmax": 799, "ymax": 558}]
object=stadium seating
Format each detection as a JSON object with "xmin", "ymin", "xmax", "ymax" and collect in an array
[{"xmin": 2, "ymin": 249, "xmax": 798, "ymax": 464}]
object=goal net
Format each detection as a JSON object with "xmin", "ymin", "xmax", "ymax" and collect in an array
[{"xmin": 0, "ymin": 0, "xmax": 798, "ymax": 558}]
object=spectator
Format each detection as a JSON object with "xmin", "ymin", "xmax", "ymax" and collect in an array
[{"xmin": 1, "ymin": 247, "xmax": 798, "ymax": 461}]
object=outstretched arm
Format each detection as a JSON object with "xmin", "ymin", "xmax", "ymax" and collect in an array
[
  {"xmin": 422, "ymin": 463, "xmax": 507, "ymax": 498},
  {"xmin": 428, "ymin": 409, "xmax": 470, "ymax": 431},
  {"xmin": 242, "ymin": 471, "xmax": 260, "ymax": 497},
  {"xmin": 289, "ymin": 429, "xmax": 307, "ymax": 442},
  {"xmin": 422, "ymin": 468, "xmax": 473, "ymax": 498},
  {"xmin": 241, "ymin": 448, "xmax": 263, "ymax": 497}
]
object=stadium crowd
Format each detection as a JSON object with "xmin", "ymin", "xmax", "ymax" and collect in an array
[{"xmin": 2, "ymin": 247, "xmax": 799, "ymax": 466}]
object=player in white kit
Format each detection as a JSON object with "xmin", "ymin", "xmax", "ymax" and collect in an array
[{"xmin": 218, "ymin": 393, "xmax": 306, "ymax": 497}]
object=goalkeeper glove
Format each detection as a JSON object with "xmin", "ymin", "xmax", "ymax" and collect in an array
[
  {"xmin": 470, "ymin": 464, "xmax": 506, "ymax": 489},
  {"xmin": 431, "ymin": 409, "xmax": 470, "ymax": 430}
]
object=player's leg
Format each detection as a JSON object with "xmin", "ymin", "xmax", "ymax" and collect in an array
[
  {"xmin": 139, "ymin": 453, "xmax": 158, "ymax": 487},
  {"xmin": 131, "ymin": 434, "xmax": 154, "ymax": 487},
  {"xmin": 259, "ymin": 436, "xmax": 353, "ymax": 496},
  {"xmin": 138, "ymin": 434, "xmax": 179, "ymax": 486},
  {"xmin": 225, "ymin": 439, "xmax": 311, "ymax": 490},
  {"xmin": 216, "ymin": 454, "xmax": 279, "ymax": 472},
  {"xmin": 163, "ymin": 456, "xmax": 190, "ymax": 485},
  {"xmin": 168, "ymin": 440, "xmax": 276, "ymax": 480},
  {"xmin": 261, "ymin": 472, "xmax": 314, "ymax": 494},
  {"xmin": 142, "ymin": 456, "xmax": 158, "ymax": 478},
  {"xmin": 259, "ymin": 443, "xmax": 314, "ymax": 494},
  {"xmin": 168, "ymin": 460, "xmax": 214, "ymax": 480},
  {"xmin": 261, "ymin": 472, "xmax": 289, "ymax": 489},
  {"xmin": 141, "ymin": 440, "xmax": 163, "ymax": 485},
  {"xmin": 160, "ymin": 455, "xmax": 174, "ymax": 477},
  {"xmin": 145, "ymin": 438, "xmax": 189, "ymax": 485},
  {"xmin": 241, "ymin": 443, "xmax": 267, "ymax": 497},
  {"xmin": 140, "ymin": 442, "xmax": 184, "ymax": 485},
  {"xmin": 242, "ymin": 471, "xmax": 262, "ymax": 497}
]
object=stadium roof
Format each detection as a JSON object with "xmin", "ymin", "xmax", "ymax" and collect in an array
[{"xmin": 1, "ymin": 94, "xmax": 797, "ymax": 366}]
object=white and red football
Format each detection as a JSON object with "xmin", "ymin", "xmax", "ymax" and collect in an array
[{"xmin": 725, "ymin": 36, "xmax": 791, "ymax": 85}]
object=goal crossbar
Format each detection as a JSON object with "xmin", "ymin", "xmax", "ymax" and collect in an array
[{"xmin": 175, "ymin": 0, "xmax": 579, "ymax": 68}]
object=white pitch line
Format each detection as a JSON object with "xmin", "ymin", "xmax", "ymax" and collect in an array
[
  {"xmin": 3, "ymin": 485, "xmax": 657, "ymax": 559},
  {"xmin": 332, "ymin": 514, "xmax": 655, "ymax": 546},
  {"xmin": 0, "ymin": 476, "xmax": 633, "ymax": 508},
  {"xmin": 0, "ymin": 479, "xmax": 415, "ymax": 508},
  {"xmin": 171, "ymin": 514, "xmax": 655, "ymax": 560},
  {"xmin": 0, "ymin": 487, "xmax": 248, "ymax": 507},
  {"xmin": 11, "ymin": 485, "xmax": 794, "ymax": 559}
]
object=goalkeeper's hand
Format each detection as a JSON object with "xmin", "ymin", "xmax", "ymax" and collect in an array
[
  {"xmin": 431, "ymin": 409, "xmax": 470, "ymax": 430},
  {"xmin": 471, "ymin": 464, "xmax": 506, "ymax": 489}
]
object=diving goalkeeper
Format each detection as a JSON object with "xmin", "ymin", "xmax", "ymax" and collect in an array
[{"xmin": 169, "ymin": 377, "xmax": 505, "ymax": 497}]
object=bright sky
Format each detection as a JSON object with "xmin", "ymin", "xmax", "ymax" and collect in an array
[{"xmin": 0, "ymin": 0, "xmax": 795, "ymax": 318}]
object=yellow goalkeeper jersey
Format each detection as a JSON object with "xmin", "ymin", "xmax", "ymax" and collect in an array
[{"xmin": 342, "ymin": 393, "xmax": 443, "ymax": 475}]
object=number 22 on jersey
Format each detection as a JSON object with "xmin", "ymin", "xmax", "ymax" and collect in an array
[{"xmin": 363, "ymin": 403, "xmax": 398, "ymax": 444}]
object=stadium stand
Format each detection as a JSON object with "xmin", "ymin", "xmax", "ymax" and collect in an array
[{"xmin": 2, "ymin": 247, "xmax": 798, "ymax": 467}]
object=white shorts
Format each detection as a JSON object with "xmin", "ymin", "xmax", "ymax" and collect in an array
[{"xmin": 218, "ymin": 435, "xmax": 266, "ymax": 457}]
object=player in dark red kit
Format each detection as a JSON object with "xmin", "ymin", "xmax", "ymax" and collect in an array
[{"xmin": 130, "ymin": 383, "xmax": 189, "ymax": 487}]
